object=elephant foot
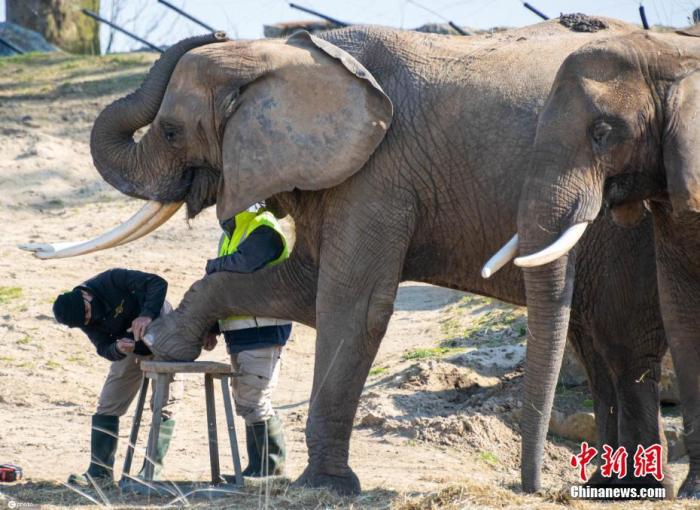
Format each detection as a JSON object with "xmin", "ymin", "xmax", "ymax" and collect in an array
[
  {"xmin": 293, "ymin": 465, "xmax": 361, "ymax": 496},
  {"xmin": 678, "ymin": 472, "xmax": 700, "ymax": 499},
  {"xmin": 585, "ymin": 468, "xmax": 615, "ymax": 487}
]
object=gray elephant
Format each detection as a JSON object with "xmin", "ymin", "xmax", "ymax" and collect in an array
[
  {"xmin": 487, "ymin": 26, "xmax": 700, "ymax": 497},
  {"xmin": 25, "ymin": 17, "xmax": 671, "ymax": 495}
]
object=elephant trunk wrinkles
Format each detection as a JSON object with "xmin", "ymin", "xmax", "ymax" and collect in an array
[
  {"xmin": 516, "ymin": 162, "xmax": 600, "ymax": 492},
  {"xmin": 90, "ymin": 33, "xmax": 225, "ymax": 199},
  {"xmin": 520, "ymin": 259, "xmax": 575, "ymax": 492}
]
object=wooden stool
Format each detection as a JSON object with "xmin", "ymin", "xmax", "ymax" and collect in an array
[{"xmin": 121, "ymin": 361, "xmax": 243, "ymax": 489}]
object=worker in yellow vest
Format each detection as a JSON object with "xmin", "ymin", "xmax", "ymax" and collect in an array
[{"xmin": 204, "ymin": 205, "xmax": 291, "ymax": 477}]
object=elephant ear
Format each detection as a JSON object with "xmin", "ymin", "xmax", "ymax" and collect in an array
[
  {"xmin": 217, "ymin": 31, "xmax": 393, "ymax": 222},
  {"xmin": 664, "ymin": 71, "xmax": 700, "ymax": 214}
]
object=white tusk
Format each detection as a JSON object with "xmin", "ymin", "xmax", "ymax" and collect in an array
[
  {"xmin": 18, "ymin": 201, "xmax": 182, "ymax": 259},
  {"xmin": 115, "ymin": 202, "xmax": 183, "ymax": 246},
  {"xmin": 481, "ymin": 234, "xmax": 519, "ymax": 279},
  {"xmin": 514, "ymin": 223, "xmax": 588, "ymax": 268}
]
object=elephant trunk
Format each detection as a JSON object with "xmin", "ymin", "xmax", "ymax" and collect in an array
[
  {"xmin": 90, "ymin": 33, "xmax": 226, "ymax": 199},
  {"xmin": 516, "ymin": 161, "xmax": 602, "ymax": 492},
  {"xmin": 520, "ymin": 259, "xmax": 575, "ymax": 492}
]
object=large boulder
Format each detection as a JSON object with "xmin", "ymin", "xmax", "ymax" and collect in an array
[
  {"xmin": 549, "ymin": 410, "xmax": 597, "ymax": 443},
  {"xmin": 558, "ymin": 343, "xmax": 588, "ymax": 387},
  {"xmin": 0, "ymin": 22, "xmax": 59, "ymax": 56}
]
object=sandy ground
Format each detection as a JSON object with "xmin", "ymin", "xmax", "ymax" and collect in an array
[{"xmin": 0, "ymin": 52, "xmax": 694, "ymax": 509}]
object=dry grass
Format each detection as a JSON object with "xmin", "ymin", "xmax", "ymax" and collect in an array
[{"xmin": 0, "ymin": 478, "xmax": 395, "ymax": 509}]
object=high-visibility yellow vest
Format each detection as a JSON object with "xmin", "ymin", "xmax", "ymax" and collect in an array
[{"xmin": 217, "ymin": 210, "xmax": 291, "ymax": 332}]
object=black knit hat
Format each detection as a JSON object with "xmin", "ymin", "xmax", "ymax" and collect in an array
[{"xmin": 53, "ymin": 289, "xmax": 85, "ymax": 327}]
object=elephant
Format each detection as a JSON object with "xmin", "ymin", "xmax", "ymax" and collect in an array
[
  {"xmin": 486, "ymin": 25, "xmax": 700, "ymax": 497},
  {"xmin": 25, "ymin": 17, "xmax": 671, "ymax": 495}
]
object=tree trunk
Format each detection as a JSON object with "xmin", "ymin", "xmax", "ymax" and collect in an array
[{"xmin": 6, "ymin": 0, "xmax": 100, "ymax": 54}]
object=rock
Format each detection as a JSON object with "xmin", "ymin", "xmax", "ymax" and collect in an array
[
  {"xmin": 665, "ymin": 426, "xmax": 687, "ymax": 461},
  {"xmin": 559, "ymin": 13, "xmax": 609, "ymax": 33},
  {"xmin": 550, "ymin": 411, "xmax": 597, "ymax": 443},
  {"xmin": 0, "ymin": 22, "xmax": 59, "ymax": 57},
  {"xmin": 558, "ymin": 343, "xmax": 588, "ymax": 387},
  {"xmin": 358, "ymin": 411, "xmax": 386, "ymax": 428},
  {"xmin": 660, "ymin": 353, "xmax": 681, "ymax": 405}
]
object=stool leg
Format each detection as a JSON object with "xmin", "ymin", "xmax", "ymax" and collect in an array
[
  {"xmin": 144, "ymin": 374, "xmax": 168, "ymax": 482},
  {"xmin": 121, "ymin": 376, "xmax": 149, "ymax": 480},
  {"xmin": 205, "ymin": 373, "xmax": 221, "ymax": 484},
  {"xmin": 220, "ymin": 376, "xmax": 243, "ymax": 486}
]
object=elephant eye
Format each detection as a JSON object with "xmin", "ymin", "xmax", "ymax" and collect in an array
[
  {"xmin": 160, "ymin": 121, "xmax": 181, "ymax": 145},
  {"xmin": 589, "ymin": 120, "xmax": 613, "ymax": 151}
]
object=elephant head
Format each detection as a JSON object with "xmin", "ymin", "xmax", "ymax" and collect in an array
[
  {"xmin": 22, "ymin": 31, "xmax": 392, "ymax": 258},
  {"xmin": 483, "ymin": 31, "xmax": 700, "ymax": 492}
]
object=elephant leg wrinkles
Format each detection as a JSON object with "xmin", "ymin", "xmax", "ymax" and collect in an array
[
  {"xmin": 145, "ymin": 255, "xmax": 318, "ymax": 361},
  {"xmin": 295, "ymin": 193, "xmax": 414, "ymax": 495},
  {"xmin": 651, "ymin": 208, "xmax": 700, "ymax": 498}
]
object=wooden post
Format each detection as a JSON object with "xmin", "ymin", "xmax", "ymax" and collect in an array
[{"xmin": 205, "ymin": 374, "xmax": 221, "ymax": 484}]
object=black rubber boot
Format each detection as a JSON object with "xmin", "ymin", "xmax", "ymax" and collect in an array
[
  {"xmin": 242, "ymin": 415, "xmax": 286, "ymax": 477},
  {"xmin": 68, "ymin": 414, "xmax": 119, "ymax": 488},
  {"xmin": 137, "ymin": 418, "xmax": 175, "ymax": 480}
]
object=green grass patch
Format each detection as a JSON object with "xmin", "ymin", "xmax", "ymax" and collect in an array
[
  {"xmin": 17, "ymin": 336, "xmax": 31, "ymax": 345},
  {"xmin": 583, "ymin": 399, "xmax": 594, "ymax": 409},
  {"xmin": 402, "ymin": 346, "xmax": 462, "ymax": 361},
  {"xmin": 45, "ymin": 360, "xmax": 61, "ymax": 370},
  {"xmin": 442, "ymin": 301, "xmax": 527, "ymax": 349},
  {"xmin": 0, "ymin": 355, "xmax": 15, "ymax": 362},
  {"xmin": 369, "ymin": 366, "xmax": 388, "ymax": 377},
  {"xmin": 0, "ymin": 52, "xmax": 155, "ymax": 100},
  {"xmin": 479, "ymin": 451, "xmax": 499, "ymax": 465},
  {"xmin": 0, "ymin": 286, "xmax": 23, "ymax": 304}
]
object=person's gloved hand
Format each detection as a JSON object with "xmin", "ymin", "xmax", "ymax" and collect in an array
[{"xmin": 205, "ymin": 257, "xmax": 222, "ymax": 275}]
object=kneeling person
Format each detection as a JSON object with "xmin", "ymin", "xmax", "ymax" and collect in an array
[
  {"xmin": 52, "ymin": 268, "xmax": 181, "ymax": 487},
  {"xmin": 205, "ymin": 207, "xmax": 291, "ymax": 477}
]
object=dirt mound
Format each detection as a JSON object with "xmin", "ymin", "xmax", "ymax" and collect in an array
[{"xmin": 399, "ymin": 359, "xmax": 501, "ymax": 392}]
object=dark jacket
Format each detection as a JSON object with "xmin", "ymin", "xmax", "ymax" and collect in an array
[
  {"xmin": 207, "ymin": 226, "xmax": 291, "ymax": 353},
  {"xmin": 78, "ymin": 268, "xmax": 167, "ymax": 361}
]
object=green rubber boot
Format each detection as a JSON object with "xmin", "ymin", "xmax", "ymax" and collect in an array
[
  {"xmin": 242, "ymin": 415, "xmax": 286, "ymax": 477},
  {"xmin": 67, "ymin": 414, "xmax": 119, "ymax": 488},
  {"xmin": 137, "ymin": 418, "xmax": 175, "ymax": 480}
]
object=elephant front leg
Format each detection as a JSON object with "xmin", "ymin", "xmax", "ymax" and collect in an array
[
  {"xmin": 654, "ymin": 214, "xmax": 700, "ymax": 499},
  {"xmin": 295, "ymin": 289, "xmax": 395, "ymax": 495},
  {"xmin": 145, "ymin": 257, "xmax": 318, "ymax": 360},
  {"xmin": 294, "ymin": 201, "xmax": 410, "ymax": 495},
  {"xmin": 568, "ymin": 333, "xmax": 619, "ymax": 487}
]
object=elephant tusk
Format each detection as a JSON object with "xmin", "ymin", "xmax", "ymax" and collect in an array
[
  {"xmin": 514, "ymin": 223, "xmax": 588, "ymax": 268},
  {"xmin": 481, "ymin": 234, "xmax": 519, "ymax": 279},
  {"xmin": 18, "ymin": 201, "xmax": 183, "ymax": 259},
  {"xmin": 115, "ymin": 202, "xmax": 183, "ymax": 246}
]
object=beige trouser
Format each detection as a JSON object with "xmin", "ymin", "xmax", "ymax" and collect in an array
[
  {"xmin": 96, "ymin": 301, "xmax": 182, "ymax": 418},
  {"xmin": 229, "ymin": 345, "xmax": 282, "ymax": 425},
  {"xmin": 96, "ymin": 353, "xmax": 183, "ymax": 418}
]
